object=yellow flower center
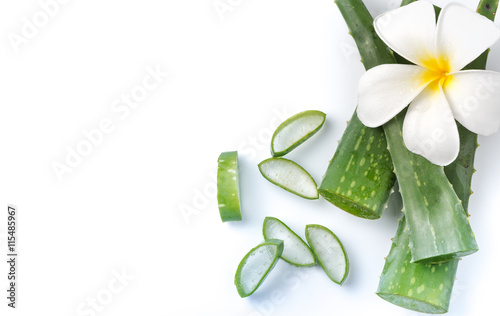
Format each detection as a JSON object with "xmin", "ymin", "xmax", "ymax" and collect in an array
[{"xmin": 420, "ymin": 56, "xmax": 453, "ymax": 92}]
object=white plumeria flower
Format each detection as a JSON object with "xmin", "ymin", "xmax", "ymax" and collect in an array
[{"xmin": 357, "ymin": 1, "xmax": 500, "ymax": 166}]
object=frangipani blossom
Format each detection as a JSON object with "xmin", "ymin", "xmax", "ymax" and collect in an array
[{"xmin": 357, "ymin": 1, "xmax": 500, "ymax": 166}]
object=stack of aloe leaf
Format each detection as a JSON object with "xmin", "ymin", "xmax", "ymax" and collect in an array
[{"xmin": 318, "ymin": 0, "xmax": 498, "ymax": 313}]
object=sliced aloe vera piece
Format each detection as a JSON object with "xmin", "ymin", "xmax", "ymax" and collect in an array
[
  {"xmin": 305, "ymin": 224, "xmax": 349, "ymax": 285},
  {"xmin": 263, "ymin": 217, "xmax": 316, "ymax": 267},
  {"xmin": 258, "ymin": 158, "xmax": 319, "ymax": 199},
  {"xmin": 217, "ymin": 151, "xmax": 242, "ymax": 222},
  {"xmin": 234, "ymin": 239, "xmax": 284, "ymax": 298},
  {"xmin": 271, "ymin": 110, "xmax": 326, "ymax": 157}
]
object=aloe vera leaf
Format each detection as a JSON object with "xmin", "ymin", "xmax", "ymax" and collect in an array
[
  {"xmin": 384, "ymin": 113, "xmax": 478, "ymax": 263},
  {"xmin": 217, "ymin": 151, "xmax": 242, "ymax": 222},
  {"xmin": 392, "ymin": 1, "xmax": 481, "ymax": 216},
  {"xmin": 234, "ymin": 239, "xmax": 284, "ymax": 298},
  {"xmin": 444, "ymin": 0, "xmax": 497, "ymax": 215},
  {"xmin": 377, "ymin": 1, "xmax": 497, "ymax": 313},
  {"xmin": 263, "ymin": 217, "xmax": 316, "ymax": 267},
  {"xmin": 318, "ymin": 0, "xmax": 396, "ymax": 219},
  {"xmin": 400, "ymin": 0, "xmax": 416, "ymax": 6},
  {"xmin": 336, "ymin": 0, "xmax": 478, "ymax": 263},
  {"xmin": 399, "ymin": 0, "xmax": 489, "ymax": 216},
  {"xmin": 377, "ymin": 216, "xmax": 459, "ymax": 314},
  {"xmin": 476, "ymin": 0, "xmax": 499, "ymax": 21},
  {"xmin": 318, "ymin": 115, "xmax": 395, "ymax": 219},
  {"xmin": 271, "ymin": 110, "xmax": 326, "ymax": 157}
]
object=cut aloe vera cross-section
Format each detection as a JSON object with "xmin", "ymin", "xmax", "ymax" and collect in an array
[
  {"xmin": 263, "ymin": 217, "xmax": 316, "ymax": 267},
  {"xmin": 258, "ymin": 158, "xmax": 319, "ymax": 199},
  {"xmin": 305, "ymin": 224, "xmax": 349, "ymax": 285},
  {"xmin": 234, "ymin": 239, "xmax": 284, "ymax": 298},
  {"xmin": 217, "ymin": 151, "xmax": 242, "ymax": 222},
  {"xmin": 271, "ymin": 110, "xmax": 326, "ymax": 157}
]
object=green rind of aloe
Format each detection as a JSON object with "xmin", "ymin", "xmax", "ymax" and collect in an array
[
  {"xmin": 335, "ymin": 0, "xmax": 478, "ymax": 264},
  {"xmin": 376, "ymin": 0, "xmax": 497, "ymax": 313}
]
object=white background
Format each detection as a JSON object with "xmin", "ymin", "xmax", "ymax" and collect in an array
[{"xmin": 1, "ymin": 0, "xmax": 499, "ymax": 315}]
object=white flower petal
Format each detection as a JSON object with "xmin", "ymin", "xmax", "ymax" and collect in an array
[
  {"xmin": 374, "ymin": 1, "xmax": 437, "ymax": 68},
  {"xmin": 436, "ymin": 3, "xmax": 500, "ymax": 72},
  {"xmin": 357, "ymin": 64, "xmax": 436, "ymax": 127},
  {"xmin": 403, "ymin": 84, "xmax": 459, "ymax": 166},
  {"xmin": 444, "ymin": 70, "xmax": 500, "ymax": 135}
]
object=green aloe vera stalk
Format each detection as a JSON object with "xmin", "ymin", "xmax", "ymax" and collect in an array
[
  {"xmin": 318, "ymin": 115, "xmax": 395, "ymax": 219},
  {"xmin": 336, "ymin": 0, "xmax": 478, "ymax": 263},
  {"xmin": 318, "ymin": 0, "xmax": 396, "ymax": 219},
  {"xmin": 377, "ymin": 0, "xmax": 497, "ymax": 313},
  {"xmin": 444, "ymin": 123, "xmax": 477, "ymax": 216},
  {"xmin": 400, "ymin": 0, "xmax": 490, "ymax": 217},
  {"xmin": 318, "ymin": 0, "xmax": 397, "ymax": 221},
  {"xmin": 377, "ymin": 216, "xmax": 459, "ymax": 314},
  {"xmin": 383, "ymin": 114, "xmax": 477, "ymax": 263},
  {"xmin": 444, "ymin": 0, "xmax": 497, "ymax": 214}
]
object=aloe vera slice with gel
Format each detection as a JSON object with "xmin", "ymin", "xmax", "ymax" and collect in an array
[
  {"xmin": 263, "ymin": 217, "xmax": 316, "ymax": 267},
  {"xmin": 271, "ymin": 110, "xmax": 326, "ymax": 157},
  {"xmin": 258, "ymin": 158, "xmax": 319, "ymax": 199},
  {"xmin": 217, "ymin": 151, "xmax": 242, "ymax": 222},
  {"xmin": 234, "ymin": 239, "xmax": 284, "ymax": 298},
  {"xmin": 305, "ymin": 224, "xmax": 349, "ymax": 285}
]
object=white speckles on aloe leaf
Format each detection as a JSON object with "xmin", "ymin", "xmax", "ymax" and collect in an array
[{"xmin": 318, "ymin": 117, "xmax": 396, "ymax": 219}]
